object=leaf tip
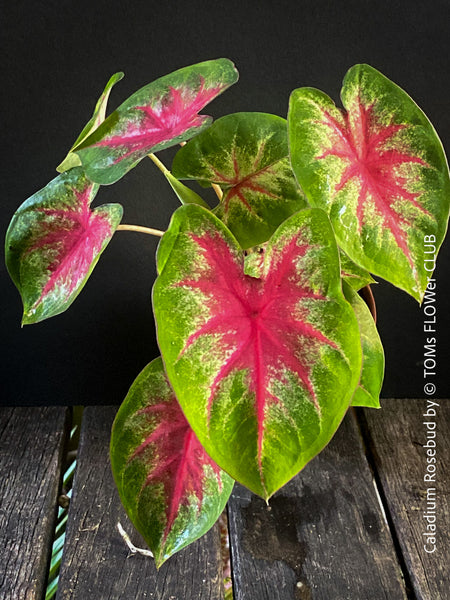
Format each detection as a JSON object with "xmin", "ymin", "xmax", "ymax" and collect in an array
[
  {"xmin": 56, "ymin": 152, "xmax": 83, "ymax": 173},
  {"xmin": 21, "ymin": 309, "xmax": 35, "ymax": 326},
  {"xmin": 154, "ymin": 555, "xmax": 166, "ymax": 570}
]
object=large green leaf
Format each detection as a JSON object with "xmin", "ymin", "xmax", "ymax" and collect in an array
[
  {"xmin": 153, "ymin": 204, "xmax": 362, "ymax": 499},
  {"xmin": 5, "ymin": 168, "xmax": 122, "ymax": 324},
  {"xmin": 289, "ymin": 64, "xmax": 450, "ymax": 302},
  {"xmin": 343, "ymin": 282, "xmax": 384, "ymax": 408},
  {"xmin": 110, "ymin": 357, "xmax": 234, "ymax": 567},
  {"xmin": 57, "ymin": 72, "xmax": 124, "ymax": 172},
  {"xmin": 74, "ymin": 59, "xmax": 239, "ymax": 185},
  {"xmin": 172, "ymin": 112, "xmax": 307, "ymax": 248}
]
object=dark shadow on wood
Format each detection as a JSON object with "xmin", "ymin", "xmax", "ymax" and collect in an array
[
  {"xmin": 0, "ymin": 407, "xmax": 69, "ymax": 600},
  {"xmin": 357, "ymin": 399, "xmax": 450, "ymax": 600},
  {"xmin": 227, "ymin": 410, "xmax": 408, "ymax": 600}
]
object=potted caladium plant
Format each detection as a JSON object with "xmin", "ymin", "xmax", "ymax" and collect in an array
[{"xmin": 5, "ymin": 58, "xmax": 450, "ymax": 567}]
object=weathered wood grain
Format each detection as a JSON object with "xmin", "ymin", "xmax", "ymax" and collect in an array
[
  {"xmin": 361, "ymin": 398, "xmax": 450, "ymax": 600},
  {"xmin": 0, "ymin": 407, "xmax": 69, "ymax": 600},
  {"xmin": 57, "ymin": 406, "xmax": 224, "ymax": 600},
  {"xmin": 227, "ymin": 410, "xmax": 408, "ymax": 600}
]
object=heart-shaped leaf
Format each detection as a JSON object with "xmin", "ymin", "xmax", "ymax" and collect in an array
[
  {"xmin": 74, "ymin": 59, "xmax": 239, "ymax": 185},
  {"xmin": 289, "ymin": 64, "xmax": 450, "ymax": 302},
  {"xmin": 5, "ymin": 168, "xmax": 122, "ymax": 324},
  {"xmin": 172, "ymin": 112, "xmax": 307, "ymax": 248},
  {"xmin": 110, "ymin": 356, "xmax": 234, "ymax": 567},
  {"xmin": 153, "ymin": 205, "xmax": 362, "ymax": 499},
  {"xmin": 343, "ymin": 282, "xmax": 384, "ymax": 408},
  {"xmin": 57, "ymin": 72, "xmax": 124, "ymax": 173}
]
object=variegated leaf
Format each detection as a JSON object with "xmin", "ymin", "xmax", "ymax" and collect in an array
[
  {"xmin": 5, "ymin": 168, "xmax": 122, "ymax": 324},
  {"xmin": 57, "ymin": 72, "xmax": 124, "ymax": 172},
  {"xmin": 153, "ymin": 205, "xmax": 362, "ymax": 499},
  {"xmin": 75, "ymin": 59, "xmax": 239, "ymax": 185},
  {"xmin": 110, "ymin": 356, "xmax": 234, "ymax": 567},
  {"xmin": 172, "ymin": 112, "xmax": 307, "ymax": 248},
  {"xmin": 289, "ymin": 64, "xmax": 450, "ymax": 302},
  {"xmin": 343, "ymin": 282, "xmax": 384, "ymax": 408}
]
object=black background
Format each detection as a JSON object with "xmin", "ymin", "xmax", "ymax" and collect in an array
[{"xmin": 1, "ymin": 0, "xmax": 449, "ymax": 406}]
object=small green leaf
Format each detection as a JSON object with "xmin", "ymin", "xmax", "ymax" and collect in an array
[
  {"xmin": 5, "ymin": 168, "xmax": 122, "ymax": 324},
  {"xmin": 165, "ymin": 171, "xmax": 210, "ymax": 208},
  {"xmin": 340, "ymin": 249, "xmax": 376, "ymax": 291},
  {"xmin": 74, "ymin": 59, "xmax": 239, "ymax": 185},
  {"xmin": 110, "ymin": 357, "xmax": 234, "ymax": 567},
  {"xmin": 57, "ymin": 72, "xmax": 124, "ymax": 172},
  {"xmin": 153, "ymin": 204, "xmax": 362, "ymax": 499},
  {"xmin": 343, "ymin": 282, "xmax": 384, "ymax": 408},
  {"xmin": 289, "ymin": 64, "xmax": 450, "ymax": 302},
  {"xmin": 243, "ymin": 245, "xmax": 266, "ymax": 278},
  {"xmin": 172, "ymin": 112, "xmax": 307, "ymax": 248}
]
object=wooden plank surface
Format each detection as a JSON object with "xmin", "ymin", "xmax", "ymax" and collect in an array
[
  {"xmin": 57, "ymin": 406, "xmax": 224, "ymax": 600},
  {"xmin": 0, "ymin": 407, "xmax": 69, "ymax": 600},
  {"xmin": 227, "ymin": 410, "xmax": 408, "ymax": 600},
  {"xmin": 361, "ymin": 398, "xmax": 450, "ymax": 600}
]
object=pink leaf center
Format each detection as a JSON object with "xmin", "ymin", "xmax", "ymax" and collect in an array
[
  {"xmin": 316, "ymin": 99, "xmax": 429, "ymax": 264},
  {"xmin": 95, "ymin": 79, "xmax": 225, "ymax": 162},
  {"xmin": 26, "ymin": 187, "xmax": 112, "ymax": 305},
  {"xmin": 176, "ymin": 232, "xmax": 336, "ymax": 481},
  {"xmin": 130, "ymin": 398, "xmax": 223, "ymax": 540}
]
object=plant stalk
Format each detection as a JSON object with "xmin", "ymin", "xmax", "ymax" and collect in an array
[
  {"xmin": 148, "ymin": 152, "xmax": 169, "ymax": 175},
  {"xmin": 117, "ymin": 224, "xmax": 165, "ymax": 237},
  {"xmin": 149, "ymin": 150, "xmax": 223, "ymax": 201},
  {"xmin": 211, "ymin": 183, "xmax": 223, "ymax": 200}
]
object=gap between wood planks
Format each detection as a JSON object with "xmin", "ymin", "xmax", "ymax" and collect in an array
[{"xmin": 352, "ymin": 407, "xmax": 417, "ymax": 600}]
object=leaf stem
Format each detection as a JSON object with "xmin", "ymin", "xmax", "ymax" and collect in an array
[
  {"xmin": 148, "ymin": 152, "xmax": 169, "ymax": 175},
  {"xmin": 149, "ymin": 149, "xmax": 223, "ymax": 201},
  {"xmin": 211, "ymin": 183, "xmax": 224, "ymax": 200},
  {"xmin": 117, "ymin": 522, "xmax": 154, "ymax": 558},
  {"xmin": 117, "ymin": 224, "xmax": 165, "ymax": 237},
  {"xmin": 149, "ymin": 148, "xmax": 223, "ymax": 203}
]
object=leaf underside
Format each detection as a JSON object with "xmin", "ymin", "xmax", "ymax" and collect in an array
[
  {"xmin": 75, "ymin": 59, "xmax": 239, "ymax": 185},
  {"xmin": 172, "ymin": 112, "xmax": 307, "ymax": 248},
  {"xmin": 57, "ymin": 71, "xmax": 124, "ymax": 173},
  {"xmin": 5, "ymin": 167, "xmax": 122, "ymax": 324},
  {"xmin": 289, "ymin": 64, "xmax": 450, "ymax": 302},
  {"xmin": 110, "ymin": 357, "xmax": 234, "ymax": 567},
  {"xmin": 343, "ymin": 282, "xmax": 384, "ymax": 408},
  {"xmin": 153, "ymin": 204, "xmax": 362, "ymax": 499}
]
